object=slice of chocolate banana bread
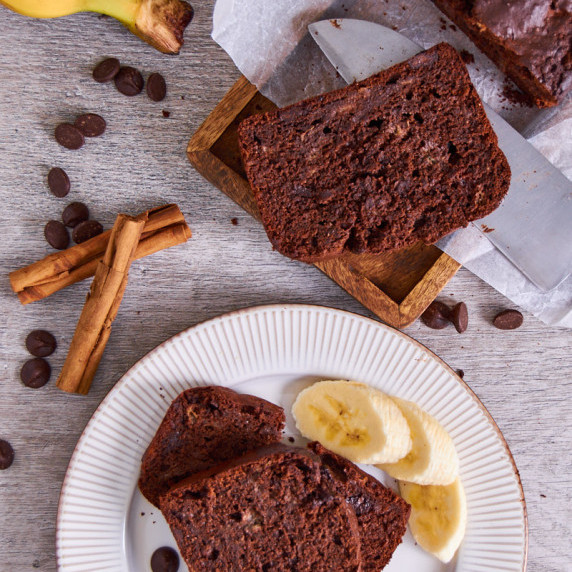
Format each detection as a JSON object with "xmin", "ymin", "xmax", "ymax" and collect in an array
[
  {"xmin": 432, "ymin": 0, "xmax": 572, "ymax": 107},
  {"xmin": 160, "ymin": 444, "xmax": 362, "ymax": 572},
  {"xmin": 138, "ymin": 386, "xmax": 285, "ymax": 506},
  {"xmin": 238, "ymin": 42, "xmax": 510, "ymax": 263},
  {"xmin": 310, "ymin": 442, "xmax": 411, "ymax": 571}
]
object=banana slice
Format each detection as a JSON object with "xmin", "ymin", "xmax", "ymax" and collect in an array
[
  {"xmin": 292, "ymin": 380, "xmax": 411, "ymax": 464},
  {"xmin": 377, "ymin": 397, "xmax": 459, "ymax": 485},
  {"xmin": 399, "ymin": 478, "xmax": 467, "ymax": 563}
]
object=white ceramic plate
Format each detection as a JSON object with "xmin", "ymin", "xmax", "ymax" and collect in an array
[{"xmin": 56, "ymin": 304, "xmax": 527, "ymax": 571}]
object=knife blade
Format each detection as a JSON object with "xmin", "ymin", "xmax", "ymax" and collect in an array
[{"xmin": 308, "ymin": 18, "xmax": 572, "ymax": 291}]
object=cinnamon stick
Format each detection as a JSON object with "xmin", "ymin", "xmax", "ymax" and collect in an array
[
  {"xmin": 10, "ymin": 204, "xmax": 191, "ymax": 305},
  {"xmin": 57, "ymin": 213, "xmax": 147, "ymax": 395}
]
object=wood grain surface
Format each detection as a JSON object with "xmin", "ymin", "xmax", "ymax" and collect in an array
[{"xmin": 0, "ymin": 2, "xmax": 570, "ymax": 571}]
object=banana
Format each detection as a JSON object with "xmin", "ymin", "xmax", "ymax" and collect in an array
[
  {"xmin": 292, "ymin": 380, "xmax": 412, "ymax": 464},
  {"xmin": 377, "ymin": 397, "xmax": 459, "ymax": 485},
  {"xmin": 399, "ymin": 478, "xmax": 467, "ymax": 563},
  {"xmin": 0, "ymin": 0, "xmax": 194, "ymax": 54}
]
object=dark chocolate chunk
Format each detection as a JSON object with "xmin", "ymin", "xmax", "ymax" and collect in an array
[
  {"xmin": 114, "ymin": 66, "xmax": 144, "ymax": 96},
  {"xmin": 55, "ymin": 123, "xmax": 84, "ymax": 150},
  {"xmin": 93, "ymin": 57, "xmax": 120, "ymax": 83},
  {"xmin": 47, "ymin": 167, "xmax": 70, "ymax": 198},
  {"xmin": 20, "ymin": 358, "xmax": 51, "ymax": 388},
  {"xmin": 26, "ymin": 330, "xmax": 57, "ymax": 358},
  {"xmin": 72, "ymin": 220, "xmax": 103, "ymax": 244},
  {"xmin": 62, "ymin": 202, "xmax": 89, "ymax": 228},
  {"xmin": 0, "ymin": 440, "xmax": 14, "ymax": 470},
  {"xmin": 147, "ymin": 73, "xmax": 167, "ymax": 102},
  {"xmin": 451, "ymin": 302, "xmax": 468, "ymax": 333},
  {"xmin": 460, "ymin": 49, "xmax": 475, "ymax": 65},
  {"xmin": 44, "ymin": 220, "xmax": 70, "ymax": 250},
  {"xmin": 493, "ymin": 309, "xmax": 523, "ymax": 330},
  {"xmin": 151, "ymin": 547, "xmax": 180, "ymax": 572},
  {"xmin": 421, "ymin": 301, "xmax": 451, "ymax": 329},
  {"xmin": 74, "ymin": 113, "xmax": 106, "ymax": 137}
]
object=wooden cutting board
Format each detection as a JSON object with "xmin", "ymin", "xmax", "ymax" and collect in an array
[{"xmin": 187, "ymin": 76, "xmax": 461, "ymax": 328}]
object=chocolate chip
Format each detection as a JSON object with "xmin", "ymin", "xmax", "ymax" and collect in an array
[
  {"xmin": 147, "ymin": 73, "xmax": 167, "ymax": 102},
  {"xmin": 451, "ymin": 302, "xmax": 468, "ymax": 333},
  {"xmin": 93, "ymin": 57, "xmax": 120, "ymax": 83},
  {"xmin": 47, "ymin": 167, "xmax": 70, "ymax": 198},
  {"xmin": 62, "ymin": 202, "xmax": 89, "ymax": 228},
  {"xmin": 114, "ymin": 66, "xmax": 144, "ymax": 96},
  {"xmin": 493, "ymin": 309, "xmax": 523, "ymax": 330},
  {"xmin": 151, "ymin": 547, "xmax": 180, "ymax": 572},
  {"xmin": 44, "ymin": 220, "xmax": 70, "ymax": 250},
  {"xmin": 74, "ymin": 113, "xmax": 106, "ymax": 137},
  {"xmin": 0, "ymin": 440, "xmax": 14, "ymax": 470},
  {"xmin": 20, "ymin": 358, "xmax": 51, "ymax": 388},
  {"xmin": 26, "ymin": 330, "xmax": 57, "ymax": 357},
  {"xmin": 421, "ymin": 301, "xmax": 451, "ymax": 329},
  {"xmin": 456, "ymin": 369, "xmax": 464, "ymax": 379},
  {"xmin": 72, "ymin": 220, "xmax": 103, "ymax": 244},
  {"xmin": 55, "ymin": 123, "xmax": 84, "ymax": 150},
  {"xmin": 460, "ymin": 49, "xmax": 475, "ymax": 65}
]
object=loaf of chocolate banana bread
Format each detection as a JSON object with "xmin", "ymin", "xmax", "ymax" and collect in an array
[{"xmin": 432, "ymin": 0, "xmax": 572, "ymax": 107}]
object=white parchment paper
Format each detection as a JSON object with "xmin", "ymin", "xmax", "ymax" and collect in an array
[{"xmin": 212, "ymin": 0, "xmax": 572, "ymax": 327}]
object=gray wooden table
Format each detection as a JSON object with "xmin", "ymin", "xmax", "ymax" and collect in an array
[{"xmin": 0, "ymin": 3, "xmax": 570, "ymax": 571}]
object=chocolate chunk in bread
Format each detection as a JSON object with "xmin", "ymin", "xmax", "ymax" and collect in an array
[
  {"xmin": 432, "ymin": 0, "xmax": 572, "ymax": 107},
  {"xmin": 138, "ymin": 386, "xmax": 285, "ymax": 506},
  {"xmin": 238, "ymin": 42, "xmax": 510, "ymax": 263},
  {"xmin": 160, "ymin": 444, "xmax": 362, "ymax": 572},
  {"xmin": 310, "ymin": 442, "xmax": 411, "ymax": 571}
]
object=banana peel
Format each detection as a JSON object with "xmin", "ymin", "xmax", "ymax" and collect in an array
[{"xmin": 0, "ymin": 0, "xmax": 194, "ymax": 54}]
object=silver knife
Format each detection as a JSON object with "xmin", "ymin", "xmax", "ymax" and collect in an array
[{"xmin": 308, "ymin": 19, "xmax": 572, "ymax": 292}]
